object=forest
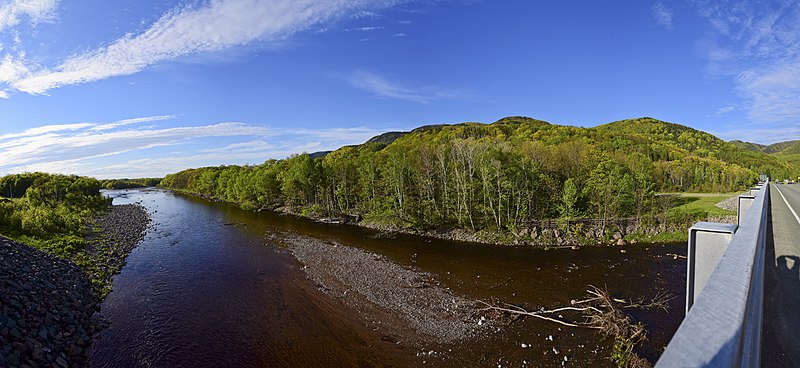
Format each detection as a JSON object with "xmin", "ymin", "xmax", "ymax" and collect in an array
[{"xmin": 161, "ymin": 117, "xmax": 797, "ymax": 236}]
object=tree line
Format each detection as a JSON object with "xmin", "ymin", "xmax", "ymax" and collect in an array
[
  {"xmin": 161, "ymin": 117, "xmax": 791, "ymax": 233},
  {"xmin": 100, "ymin": 178, "xmax": 162, "ymax": 190}
]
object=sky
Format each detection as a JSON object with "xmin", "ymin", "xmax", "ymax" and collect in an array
[{"xmin": 0, "ymin": 0, "xmax": 799, "ymax": 178}]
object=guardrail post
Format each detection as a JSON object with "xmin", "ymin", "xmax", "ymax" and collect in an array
[
  {"xmin": 738, "ymin": 195, "xmax": 755, "ymax": 227},
  {"xmin": 686, "ymin": 222, "xmax": 738, "ymax": 312},
  {"xmin": 657, "ymin": 181, "xmax": 769, "ymax": 367}
]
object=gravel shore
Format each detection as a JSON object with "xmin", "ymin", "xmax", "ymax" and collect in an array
[
  {"xmin": 84, "ymin": 204, "xmax": 151, "ymax": 296},
  {"xmin": 283, "ymin": 234, "xmax": 489, "ymax": 346},
  {"xmin": 1, "ymin": 204, "xmax": 150, "ymax": 367}
]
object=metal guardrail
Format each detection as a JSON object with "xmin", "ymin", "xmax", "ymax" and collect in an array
[{"xmin": 657, "ymin": 181, "xmax": 769, "ymax": 367}]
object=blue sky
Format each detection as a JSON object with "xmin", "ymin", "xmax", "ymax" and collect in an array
[{"xmin": 0, "ymin": 0, "xmax": 798, "ymax": 178}]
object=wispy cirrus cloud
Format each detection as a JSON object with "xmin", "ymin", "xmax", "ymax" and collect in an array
[
  {"xmin": 0, "ymin": 121, "xmax": 273, "ymax": 168},
  {"xmin": 0, "ymin": 122, "xmax": 93, "ymax": 140},
  {"xmin": 58, "ymin": 140, "xmax": 329, "ymax": 178},
  {"xmin": 652, "ymin": 2, "xmax": 674, "ymax": 30},
  {"xmin": 0, "ymin": 0, "xmax": 58, "ymax": 32},
  {"xmin": 348, "ymin": 70, "xmax": 463, "ymax": 104},
  {"xmin": 90, "ymin": 115, "xmax": 179, "ymax": 132},
  {"xmin": 0, "ymin": 0, "xmax": 406, "ymax": 96},
  {"xmin": 0, "ymin": 117, "xmax": 392, "ymax": 178},
  {"xmin": 693, "ymin": 0, "xmax": 800, "ymax": 127}
]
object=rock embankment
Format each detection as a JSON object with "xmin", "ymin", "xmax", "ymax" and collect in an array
[
  {"xmin": 1, "ymin": 203, "xmax": 151, "ymax": 367},
  {"xmin": 715, "ymin": 193, "xmax": 746, "ymax": 212},
  {"xmin": 0, "ymin": 237, "xmax": 99, "ymax": 368},
  {"xmin": 283, "ymin": 234, "xmax": 487, "ymax": 345}
]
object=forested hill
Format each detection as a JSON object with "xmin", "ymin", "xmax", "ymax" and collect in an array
[
  {"xmin": 730, "ymin": 139, "xmax": 800, "ymax": 154},
  {"xmin": 161, "ymin": 117, "xmax": 797, "ymax": 233},
  {"xmin": 731, "ymin": 139, "xmax": 800, "ymax": 170}
]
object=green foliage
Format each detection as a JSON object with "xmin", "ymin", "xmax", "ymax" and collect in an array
[
  {"xmin": 100, "ymin": 178, "xmax": 162, "ymax": 189},
  {"xmin": 0, "ymin": 172, "xmax": 108, "ymax": 250},
  {"xmin": 0, "ymin": 173, "xmax": 118, "ymax": 295},
  {"xmin": 161, "ymin": 117, "xmax": 784, "ymax": 236},
  {"xmin": 558, "ymin": 178, "xmax": 579, "ymax": 219}
]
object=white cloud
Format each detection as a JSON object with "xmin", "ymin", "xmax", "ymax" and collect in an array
[
  {"xmin": 693, "ymin": 0, "xmax": 800, "ymax": 123},
  {"xmin": 350, "ymin": 26, "xmax": 383, "ymax": 31},
  {"xmin": 0, "ymin": 0, "xmax": 58, "ymax": 32},
  {"xmin": 0, "ymin": 122, "xmax": 93, "ymax": 141},
  {"xmin": 0, "ymin": 118, "xmax": 394, "ymax": 178},
  {"xmin": 1, "ymin": 0, "xmax": 405, "ymax": 95},
  {"xmin": 72, "ymin": 141, "xmax": 328, "ymax": 178},
  {"xmin": 714, "ymin": 123, "xmax": 800, "ymax": 144},
  {"xmin": 90, "ymin": 115, "xmax": 178, "ymax": 131},
  {"xmin": 652, "ymin": 2, "xmax": 673, "ymax": 30},
  {"xmin": 348, "ymin": 70, "xmax": 462, "ymax": 104},
  {"xmin": 202, "ymin": 140, "xmax": 276, "ymax": 153},
  {"xmin": 0, "ymin": 122, "xmax": 272, "ymax": 168}
]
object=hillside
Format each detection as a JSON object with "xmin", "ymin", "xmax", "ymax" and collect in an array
[
  {"xmin": 730, "ymin": 139, "xmax": 800, "ymax": 173},
  {"xmin": 730, "ymin": 140, "xmax": 768, "ymax": 153},
  {"xmin": 161, "ymin": 116, "xmax": 796, "ymax": 241},
  {"xmin": 731, "ymin": 139, "xmax": 800, "ymax": 154}
]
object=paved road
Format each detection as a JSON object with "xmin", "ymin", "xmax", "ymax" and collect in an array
[{"xmin": 763, "ymin": 183, "xmax": 800, "ymax": 368}]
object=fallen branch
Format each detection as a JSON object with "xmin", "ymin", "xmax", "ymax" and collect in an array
[
  {"xmin": 480, "ymin": 285, "xmax": 674, "ymax": 368},
  {"xmin": 477, "ymin": 300, "xmax": 600, "ymax": 329}
]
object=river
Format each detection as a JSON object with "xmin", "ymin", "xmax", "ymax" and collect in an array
[{"xmin": 89, "ymin": 188, "xmax": 686, "ymax": 367}]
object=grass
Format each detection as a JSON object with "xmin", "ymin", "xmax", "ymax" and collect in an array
[
  {"xmin": 627, "ymin": 230, "xmax": 686, "ymax": 244},
  {"xmin": 661, "ymin": 192, "xmax": 738, "ymax": 217}
]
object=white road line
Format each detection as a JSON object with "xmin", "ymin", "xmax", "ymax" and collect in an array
[{"xmin": 774, "ymin": 185, "xmax": 800, "ymax": 227}]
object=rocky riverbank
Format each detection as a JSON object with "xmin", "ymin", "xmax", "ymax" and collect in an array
[
  {"xmin": 279, "ymin": 233, "xmax": 489, "ymax": 346},
  {"xmin": 83, "ymin": 204, "xmax": 152, "ymax": 297},
  {"xmin": 1, "ymin": 204, "xmax": 150, "ymax": 367},
  {"xmin": 0, "ymin": 237, "xmax": 99, "ymax": 368}
]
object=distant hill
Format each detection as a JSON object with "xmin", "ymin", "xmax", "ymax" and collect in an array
[
  {"xmin": 308, "ymin": 151, "xmax": 331, "ymax": 159},
  {"xmin": 728, "ymin": 140, "xmax": 767, "ymax": 153},
  {"xmin": 730, "ymin": 139, "xmax": 800, "ymax": 171},
  {"xmin": 731, "ymin": 139, "xmax": 800, "ymax": 154},
  {"xmin": 366, "ymin": 131, "xmax": 408, "ymax": 145}
]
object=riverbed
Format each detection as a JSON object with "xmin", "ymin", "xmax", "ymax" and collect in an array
[{"xmin": 89, "ymin": 189, "xmax": 686, "ymax": 367}]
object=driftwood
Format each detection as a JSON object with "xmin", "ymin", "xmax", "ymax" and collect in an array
[{"xmin": 479, "ymin": 285, "xmax": 674, "ymax": 368}]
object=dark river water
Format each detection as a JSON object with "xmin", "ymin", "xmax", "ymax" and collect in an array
[{"xmin": 89, "ymin": 189, "xmax": 686, "ymax": 367}]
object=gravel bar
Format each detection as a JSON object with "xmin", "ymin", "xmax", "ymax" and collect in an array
[
  {"xmin": 84, "ymin": 204, "xmax": 151, "ymax": 294},
  {"xmin": 284, "ymin": 234, "xmax": 489, "ymax": 345}
]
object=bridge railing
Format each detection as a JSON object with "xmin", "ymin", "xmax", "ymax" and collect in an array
[{"xmin": 656, "ymin": 181, "xmax": 769, "ymax": 367}]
